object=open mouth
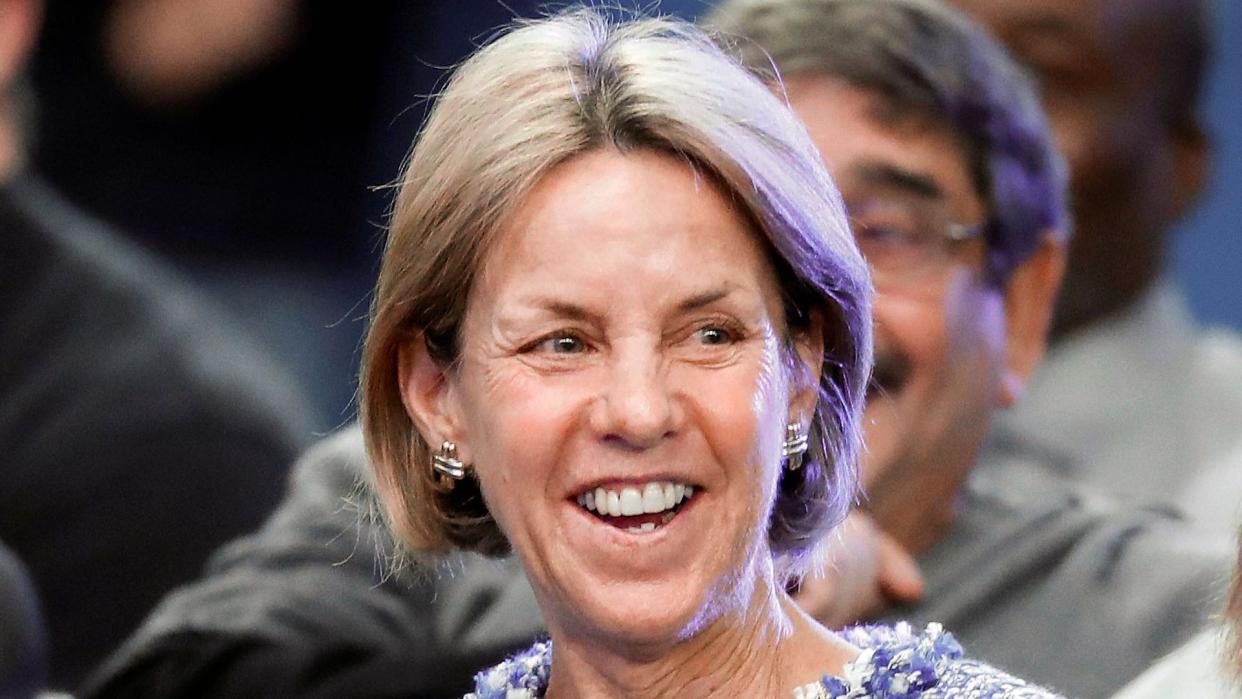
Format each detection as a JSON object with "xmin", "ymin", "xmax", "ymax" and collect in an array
[{"xmin": 574, "ymin": 481, "xmax": 696, "ymax": 533}]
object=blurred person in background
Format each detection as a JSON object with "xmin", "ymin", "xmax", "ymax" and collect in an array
[
  {"xmin": 0, "ymin": 0, "xmax": 315, "ymax": 689},
  {"xmin": 1110, "ymin": 521, "xmax": 1242, "ymax": 699},
  {"xmin": 947, "ymin": 0, "xmax": 1242, "ymax": 530},
  {"xmin": 709, "ymin": 0, "xmax": 1228, "ymax": 694},
  {"xmin": 27, "ymin": 0, "xmax": 401, "ymax": 431},
  {"xmin": 82, "ymin": 2, "xmax": 1229, "ymax": 698}
]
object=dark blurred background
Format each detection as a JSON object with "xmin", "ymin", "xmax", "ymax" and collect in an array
[
  {"xmin": 25, "ymin": 0, "xmax": 1242, "ymax": 434},
  {"xmin": 25, "ymin": 0, "xmax": 709, "ymax": 434}
]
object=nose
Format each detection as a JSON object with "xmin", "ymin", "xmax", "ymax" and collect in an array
[{"xmin": 591, "ymin": 345, "xmax": 679, "ymax": 449}]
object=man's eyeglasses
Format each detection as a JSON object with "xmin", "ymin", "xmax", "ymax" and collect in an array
[{"xmin": 845, "ymin": 197, "xmax": 986, "ymax": 287}]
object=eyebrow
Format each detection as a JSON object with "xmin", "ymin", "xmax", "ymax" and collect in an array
[
  {"xmin": 676, "ymin": 286, "xmax": 735, "ymax": 313},
  {"xmin": 522, "ymin": 298, "xmax": 599, "ymax": 322},
  {"xmin": 515, "ymin": 286, "xmax": 738, "ymax": 320},
  {"xmin": 853, "ymin": 163, "xmax": 944, "ymax": 201}
]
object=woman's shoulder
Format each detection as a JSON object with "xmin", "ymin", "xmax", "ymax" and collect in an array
[{"xmin": 823, "ymin": 622, "xmax": 1064, "ymax": 699}]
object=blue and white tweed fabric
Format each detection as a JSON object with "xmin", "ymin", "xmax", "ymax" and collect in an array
[
  {"xmin": 465, "ymin": 623, "xmax": 1063, "ymax": 698},
  {"xmin": 811, "ymin": 622, "xmax": 1063, "ymax": 698}
]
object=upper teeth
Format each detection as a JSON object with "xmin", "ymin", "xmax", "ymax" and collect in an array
[{"xmin": 577, "ymin": 481, "xmax": 694, "ymax": 516}]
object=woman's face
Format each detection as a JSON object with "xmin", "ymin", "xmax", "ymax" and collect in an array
[{"xmin": 409, "ymin": 148, "xmax": 816, "ymax": 647}]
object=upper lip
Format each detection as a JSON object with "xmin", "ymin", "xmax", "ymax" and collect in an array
[{"xmin": 566, "ymin": 474, "xmax": 701, "ymax": 499}]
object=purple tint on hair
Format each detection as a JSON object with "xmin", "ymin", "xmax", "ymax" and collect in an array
[
  {"xmin": 942, "ymin": 18, "xmax": 1069, "ymax": 283},
  {"xmin": 752, "ymin": 177, "xmax": 871, "ymax": 567}
]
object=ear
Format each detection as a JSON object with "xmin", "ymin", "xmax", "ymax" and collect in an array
[
  {"xmin": 0, "ymin": 0, "xmax": 41, "ymax": 90},
  {"xmin": 789, "ymin": 309, "xmax": 827, "ymax": 421},
  {"xmin": 397, "ymin": 333, "xmax": 470, "ymax": 461},
  {"xmin": 998, "ymin": 231, "xmax": 1066, "ymax": 408},
  {"xmin": 1170, "ymin": 121, "xmax": 1210, "ymax": 220}
]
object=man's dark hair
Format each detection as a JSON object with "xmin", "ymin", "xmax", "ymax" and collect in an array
[{"xmin": 706, "ymin": 0, "xmax": 1070, "ymax": 282}]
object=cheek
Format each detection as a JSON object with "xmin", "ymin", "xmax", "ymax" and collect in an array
[
  {"xmin": 942, "ymin": 275, "xmax": 1005, "ymax": 364},
  {"xmin": 873, "ymin": 292, "xmax": 949, "ymax": 373},
  {"xmin": 682, "ymin": 341, "xmax": 789, "ymax": 514},
  {"xmin": 873, "ymin": 276, "xmax": 1004, "ymax": 384},
  {"xmin": 940, "ymin": 278, "xmax": 1008, "ymax": 415},
  {"xmin": 456, "ymin": 365, "xmax": 587, "ymax": 527}
]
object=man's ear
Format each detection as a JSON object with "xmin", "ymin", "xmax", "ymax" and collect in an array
[
  {"xmin": 999, "ymin": 231, "xmax": 1066, "ymax": 408},
  {"xmin": 790, "ymin": 309, "xmax": 827, "ymax": 420},
  {"xmin": 397, "ymin": 334, "xmax": 469, "ymax": 460}
]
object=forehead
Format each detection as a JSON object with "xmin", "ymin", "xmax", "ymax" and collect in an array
[
  {"xmin": 949, "ymin": 0, "xmax": 1174, "ymax": 61},
  {"xmin": 478, "ymin": 148, "xmax": 778, "ymax": 309},
  {"xmin": 783, "ymin": 76, "xmax": 983, "ymax": 219}
]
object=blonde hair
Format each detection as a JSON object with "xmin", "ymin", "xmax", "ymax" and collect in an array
[{"xmin": 362, "ymin": 9, "xmax": 872, "ymax": 569}]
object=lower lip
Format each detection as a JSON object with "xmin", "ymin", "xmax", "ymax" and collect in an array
[{"xmin": 567, "ymin": 495, "xmax": 698, "ymax": 546}]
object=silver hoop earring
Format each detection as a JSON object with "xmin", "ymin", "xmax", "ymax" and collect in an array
[
  {"xmin": 783, "ymin": 422, "xmax": 809, "ymax": 470},
  {"xmin": 432, "ymin": 440, "xmax": 470, "ymax": 487}
]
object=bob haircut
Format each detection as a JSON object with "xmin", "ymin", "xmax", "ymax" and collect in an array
[
  {"xmin": 707, "ymin": 0, "xmax": 1069, "ymax": 283},
  {"xmin": 361, "ymin": 9, "xmax": 872, "ymax": 574}
]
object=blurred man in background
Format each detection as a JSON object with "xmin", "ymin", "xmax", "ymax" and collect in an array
[
  {"xmin": 28, "ymin": 0, "xmax": 402, "ymax": 432},
  {"xmin": 709, "ymin": 1, "xmax": 1228, "ymax": 694},
  {"xmin": 0, "ymin": 0, "xmax": 314, "ymax": 688},
  {"xmin": 948, "ymin": 0, "xmax": 1242, "ymax": 530}
]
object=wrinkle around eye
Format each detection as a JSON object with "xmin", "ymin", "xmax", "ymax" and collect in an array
[
  {"xmin": 669, "ymin": 319, "xmax": 766, "ymax": 369},
  {"xmin": 506, "ymin": 329, "xmax": 604, "ymax": 374}
]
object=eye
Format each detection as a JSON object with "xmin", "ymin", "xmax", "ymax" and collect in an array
[
  {"xmin": 533, "ymin": 332, "xmax": 587, "ymax": 354},
  {"xmin": 846, "ymin": 199, "xmax": 926, "ymax": 251},
  {"xmin": 854, "ymin": 222, "xmax": 913, "ymax": 246},
  {"xmin": 696, "ymin": 326, "xmax": 735, "ymax": 346}
]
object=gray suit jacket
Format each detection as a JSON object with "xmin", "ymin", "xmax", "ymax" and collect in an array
[
  {"xmin": 879, "ymin": 449, "xmax": 1229, "ymax": 697},
  {"xmin": 85, "ymin": 427, "xmax": 1229, "ymax": 698}
]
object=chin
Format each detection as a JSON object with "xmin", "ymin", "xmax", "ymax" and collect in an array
[
  {"xmin": 570, "ymin": 578, "xmax": 714, "ymax": 649},
  {"xmin": 528, "ymin": 493, "xmax": 760, "ymax": 651}
]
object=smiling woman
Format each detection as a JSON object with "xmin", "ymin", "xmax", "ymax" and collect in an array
[{"xmin": 360, "ymin": 8, "xmax": 1057, "ymax": 699}]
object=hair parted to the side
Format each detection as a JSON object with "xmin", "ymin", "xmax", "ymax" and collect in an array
[
  {"xmin": 361, "ymin": 8, "xmax": 872, "ymax": 574},
  {"xmin": 706, "ymin": 0, "xmax": 1069, "ymax": 284}
]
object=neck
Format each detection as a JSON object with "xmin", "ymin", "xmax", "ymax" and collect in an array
[{"xmin": 544, "ymin": 568, "xmax": 857, "ymax": 699}]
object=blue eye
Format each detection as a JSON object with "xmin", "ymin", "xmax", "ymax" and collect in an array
[
  {"xmin": 537, "ymin": 334, "xmax": 585, "ymax": 354},
  {"xmin": 696, "ymin": 326, "xmax": 733, "ymax": 345}
]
